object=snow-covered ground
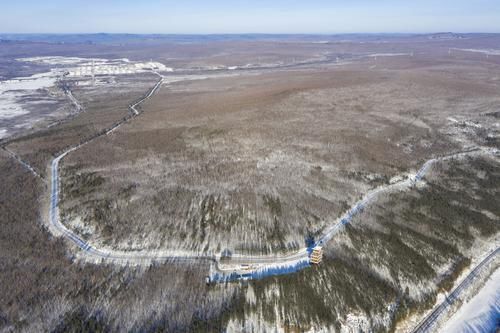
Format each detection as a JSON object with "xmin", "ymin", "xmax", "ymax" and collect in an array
[
  {"xmin": 0, "ymin": 71, "xmax": 59, "ymax": 120},
  {"xmin": 0, "ymin": 56, "xmax": 173, "ymax": 139},
  {"xmin": 368, "ymin": 53, "xmax": 412, "ymax": 57},
  {"xmin": 0, "ymin": 71, "xmax": 61, "ymax": 138},
  {"xmin": 453, "ymin": 48, "xmax": 500, "ymax": 56},
  {"xmin": 19, "ymin": 56, "xmax": 173, "ymax": 77},
  {"xmin": 441, "ymin": 268, "xmax": 500, "ymax": 333}
]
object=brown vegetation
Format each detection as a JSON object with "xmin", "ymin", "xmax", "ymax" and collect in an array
[
  {"xmin": 61, "ymin": 54, "xmax": 499, "ymax": 255},
  {"xmin": 0, "ymin": 149, "xmax": 239, "ymax": 332},
  {"xmin": 5, "ymin": 74, "xmax": 158, "ymax": 177},
  {"xmin": 1, "ymin": 35, "xmax": 500, "ymax": 332}
]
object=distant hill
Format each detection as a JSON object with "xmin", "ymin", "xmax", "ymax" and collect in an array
[
  {"xmin": 0, "ymin": 33, "xmax": 423, "ymax": 45},
  {"xmin": 427, "ymin": 32, "xmax": 466, "ymax": 40}
]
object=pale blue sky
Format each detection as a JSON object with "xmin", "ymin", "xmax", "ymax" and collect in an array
[{"xmin": 1, "ymin": 0, "xmax": 499, "ymax": 34}]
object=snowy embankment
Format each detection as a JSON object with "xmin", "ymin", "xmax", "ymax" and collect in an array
[
  {"xmin": 441, "ymin": 269, "xmax": 500, "ymax": 333},
  {"xmin": 211, "ymin": 258, "xmax": 311, "ymax": 283}
]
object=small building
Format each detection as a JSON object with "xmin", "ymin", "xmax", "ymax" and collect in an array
[{"xmin": 310, "ymin": 246, "xmax": 323, "ymax": 265}]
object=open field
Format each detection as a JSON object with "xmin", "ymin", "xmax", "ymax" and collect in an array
[{"xmin": 1, "ymin": 34, "xmax": 499, "ymax": 332}]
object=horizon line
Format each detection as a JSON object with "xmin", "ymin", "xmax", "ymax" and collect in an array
[{"xmin": 1, "ymin": 32, "xmax": 500, "ymax": 36}]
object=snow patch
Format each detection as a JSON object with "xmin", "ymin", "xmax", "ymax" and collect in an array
[
  {"xmin": 0, "ymin": 56, "xmax": 173, "ymax": 139},
  {"xmin": 453, "ymin": 48, "xmax": 500, "ymax": 56},
  {"xmin": 0, "ymin": 71, "xmax": 60, "ymax": 131},
  {"xmin": 368, "ymin": 53, "xmax": 411, "ymax": 57},
  {"xmin": 441, "ymin": 269, "xmax": 500, "ymax": 333}
]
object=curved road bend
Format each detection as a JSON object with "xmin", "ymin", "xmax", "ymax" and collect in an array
[
  {"xmin": 48, "ymin": 72, "xmax": 316, "ymax": 269},
  {"xmin": 45, "ymin": 69, "xmax": 500, "ymax": 323},
  {"xmin": 48, "ymin": 72, "xmax": 190, "ymax": 261},
  {"xmin": 47, "ymin": 71, "xmax": 500, "ymax": 273},
  {"xmin": 0, "ymin": 84, "xmax": 84, "ymax": 180},
  {"xmin": 411, "ymin": 247, "xmax": 500, "ymax": 333}
]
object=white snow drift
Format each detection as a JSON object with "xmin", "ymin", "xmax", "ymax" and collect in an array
[{"xmin": 441, "ymin": 269, "xmax": 500, "ymax": 333}]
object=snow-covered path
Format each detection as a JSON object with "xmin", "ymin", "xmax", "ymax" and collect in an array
[
  {"xmin": 50, "ymin": 103, "xmax": 499, "ymax": 276},
  {"xmin": 64, "ymin": 88, "xmax": 84, "ymax": 113},
  {"xmin": 2, "ymin": 146, "xmax": 46, "ymax": 180},
  {"xmin": 316, "ymin": 147, "xmax": 496, "ymax": 246},
  {"xmin": 48, "ymin": 72, "xmax": 166, "ymax": 259},
  {"xmin": 4, "ymin": 66, "xmax": 496, "ymax": 282}
]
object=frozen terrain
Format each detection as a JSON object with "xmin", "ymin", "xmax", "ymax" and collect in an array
[
  {"xmin": 0, "ymin": 71, "xmax": 61, "ymax": 139},
  {"xmin": 441, "ymin": 269, "xmax": 500, "ymax": 333},
  {"xmin": 0, "ymin": 57, "xmax": 173, "ymax": 139}
]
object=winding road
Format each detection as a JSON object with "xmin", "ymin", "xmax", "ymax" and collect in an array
[
  {"xmin": 2, "ymin": 67, "xmax": 497, "ymax": 281},
  {"xmin": 46, "ymin": 70, "xmax": 499, "ymax": 277},
  {"xmin": 2, "ymin": 65, "xmax": 499, "ymax": 330}
]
